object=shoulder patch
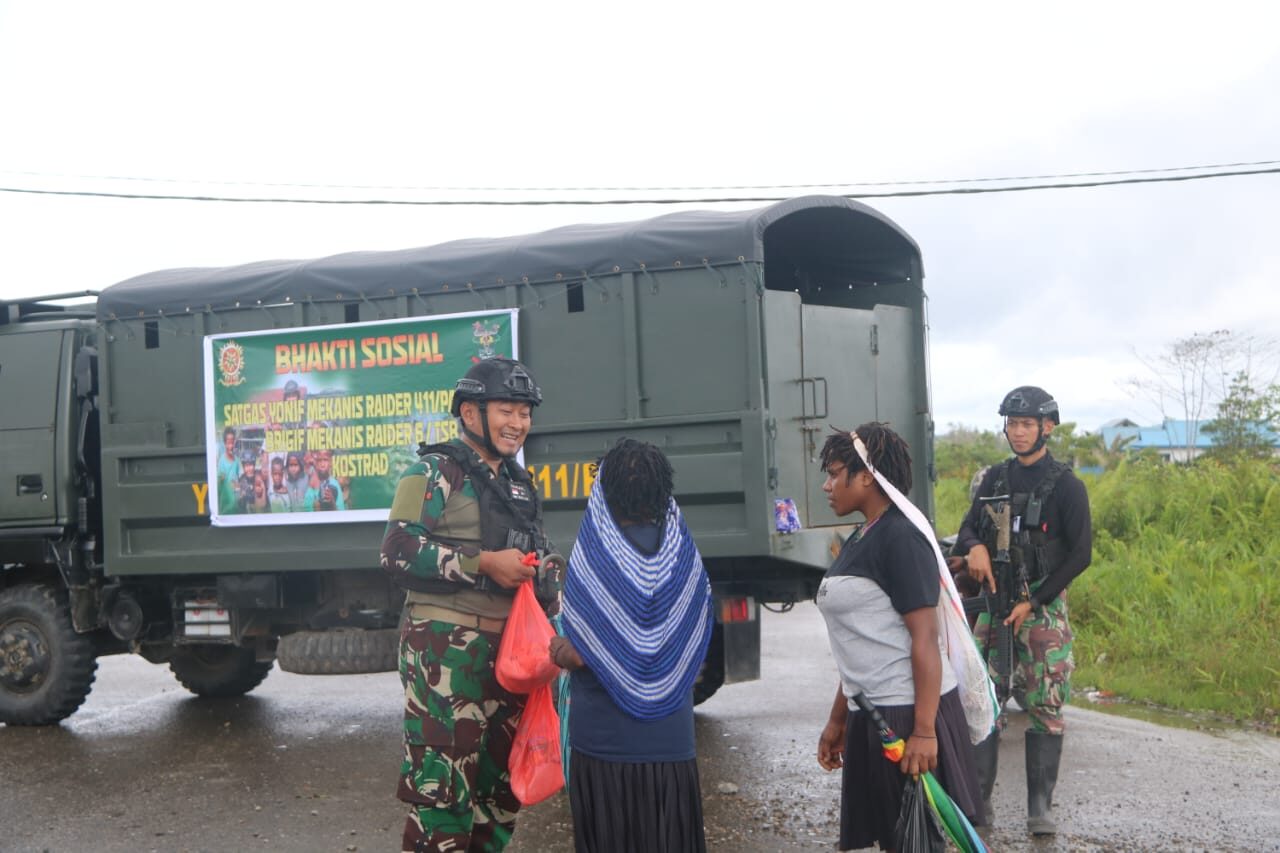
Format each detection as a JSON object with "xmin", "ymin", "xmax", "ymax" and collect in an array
[{"xmin": 388, "ymin": 472, "xmax": 432, "ymax": 521}]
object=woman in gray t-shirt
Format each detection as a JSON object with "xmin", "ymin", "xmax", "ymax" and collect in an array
[{"xmin": 814, "ymin": 424, "xmax": 983, "ymax": 851}]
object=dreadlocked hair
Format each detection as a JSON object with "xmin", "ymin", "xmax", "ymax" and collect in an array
[
  {"xmin": 819, "ymin": 422, "xmax": 914, "ymax": 496},
  {"xmin": 597, "ymin": 438, "xmax": 675, "ymax": 525}
]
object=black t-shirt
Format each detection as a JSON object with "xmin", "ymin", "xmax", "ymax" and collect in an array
[
  {"xmin": 956, "ymin": 451, "xmax": 1092, "ymax": 606},
  {"xmin": 826, "ymin": 506, "xmax": 939, "ymax": 614}
]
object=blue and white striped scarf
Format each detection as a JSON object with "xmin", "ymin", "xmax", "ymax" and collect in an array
[{"xmin": 562, "ymin": 479, "xmax": 713, "ymax": 721}]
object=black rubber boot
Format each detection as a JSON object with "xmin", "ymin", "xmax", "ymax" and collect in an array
[
  {"xmin": 1026, "ymin": 730, "xmax": 1064, "ymax": 835},
  {"xmin": 973, "ymin": 732, "xmax": 999, "ymax": 825}
]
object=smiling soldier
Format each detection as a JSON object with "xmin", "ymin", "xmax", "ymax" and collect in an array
[{"xmin": 380, "ymin": 357, "xmax": 561, "ymax": 852}]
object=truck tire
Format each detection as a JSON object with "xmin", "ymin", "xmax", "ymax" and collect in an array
[
  {"xmin": 0, "ymin": 583, "xmax": 98, "ymax": 725},
  {"xmin": 169, "ymin": 645, "xmax": 273, "ymax": 697},
  {"xmin": 692, "ymin": 624, "xmax": 725, "ymax": 705},
  {"xmin": 276, "ymin": 628, "xmax": 400, "ymax": 675}
]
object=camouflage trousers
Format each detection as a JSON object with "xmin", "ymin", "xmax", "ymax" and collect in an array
[
  {"xmin": 973, "ymin": 591, "xmax": 1075, "ymax": 736},
  {"xmin": 398, "ymin": 615, "xmax": 525, "ymax": 853}
]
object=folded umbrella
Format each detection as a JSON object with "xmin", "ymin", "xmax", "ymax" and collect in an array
[
  {"xmin": 551, "ymin": 613, "xmax": 572, "ymax": 779},
  {"xmin": 851, "ymin": 691, "xmax": 987, "ymax": 853}
]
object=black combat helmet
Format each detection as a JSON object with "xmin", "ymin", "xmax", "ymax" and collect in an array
[
  {"xmin": 998, "ymin": 386, "xmax": 1060, "ymax": 424},
  {"xmin": 450, "ymin": 358, "xmax": 542, "ymax": 417}
]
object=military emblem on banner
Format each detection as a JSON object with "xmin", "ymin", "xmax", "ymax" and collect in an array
[
  {"xmin": 471, "ymin": 319, "xmax": 503, "ymax": 362},
  {"xmin": 217, "ymin": 340, "xmax": 247, "ymax": 387}
]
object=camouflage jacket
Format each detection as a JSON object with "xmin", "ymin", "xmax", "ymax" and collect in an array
[{"xmin": 380, "ymin": 439, "xmax": 492, "ymax": 589}]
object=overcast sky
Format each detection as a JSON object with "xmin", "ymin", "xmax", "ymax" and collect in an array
[{"xmin": 3, "ymin": 2, "xmax": 1279, "ymax": 433}]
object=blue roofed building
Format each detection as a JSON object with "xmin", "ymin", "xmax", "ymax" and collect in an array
[{"xmin": 1099, "ymin": 417, "xmax": 1280, "ymax": 463}]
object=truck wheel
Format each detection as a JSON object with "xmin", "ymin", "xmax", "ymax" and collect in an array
[
  {"xmin": 276, "ymin": 628, "xmax": 400, "ymax": 674},
  {"xmin": 169, "ymin": 645, "xmax": 272, "ymax": 697},
  {"xmin": 0, "ymin": 583, "xmax": 98, "ymax": 725},
  {"xmin": 692, "ymin": 624, "xmax": 725, "ymax": 705}
]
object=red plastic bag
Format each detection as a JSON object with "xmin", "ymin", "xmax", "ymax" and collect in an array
[
  {"xmin": 496, "ymin": 579, "xmax": 558, "ymax": 693},
  {"xmin": 509, "ymin": 683, "xmax": 565, "ymax": 805}
]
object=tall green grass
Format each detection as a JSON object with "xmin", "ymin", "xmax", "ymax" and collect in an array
[
  {"xmin": 934, "ymin": 477, "xmax": 972, "ymax": 544},
  {"xmin": 934, "ymin": 456, "xmax": 1280, "ymax": 729},
  {"xmin": 1074, "ymin": 457, "xmax": 1279, "ymax": 728}
]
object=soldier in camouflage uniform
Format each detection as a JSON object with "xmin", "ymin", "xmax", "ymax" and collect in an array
[
  {"xmin": 952, "ymin": 386, "xmax": 1092, "ymax": 836},
  {"xmin": 380, "ymin": 358, "xmax": 559, "ymax": 853}
]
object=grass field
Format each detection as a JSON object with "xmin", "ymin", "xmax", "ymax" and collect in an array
[{"xmin": 933, "ymin": 456, "xmax": 1279, "ymax": 732}]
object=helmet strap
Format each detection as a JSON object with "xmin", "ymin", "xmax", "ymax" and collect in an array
[{"xmin": 461, "ymin": 402, "xmax": 511, "ymax": 459}]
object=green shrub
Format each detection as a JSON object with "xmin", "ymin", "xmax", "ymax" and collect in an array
[
  {"xmin": 1073, "ymin": 457, "xmax": 1279, "ymax": 727},
  {"xmin": 934, "ymin": 453, "xmax": 1280, "ymax": 728},
  {"xmin": 934, "ymin": 477, "xmax": 971, "ymax": 541}
]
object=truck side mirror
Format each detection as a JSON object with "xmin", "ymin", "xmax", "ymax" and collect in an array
[{"xmin": 74, "ymin": 346, "xmax": 99, "ymax": 400}]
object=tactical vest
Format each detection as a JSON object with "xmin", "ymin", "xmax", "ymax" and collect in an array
[
  {"xmin": 399, "ymin": 441, "xmax": 546, "ymax": 598},
  {"xmin": 980, "ymin": 458, "xmax": 1071, "ymax": 585}
]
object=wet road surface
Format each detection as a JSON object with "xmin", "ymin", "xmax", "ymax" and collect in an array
[{"xmin": 2, "ymin": 602, "xmax": 1278, "ymax": 852}]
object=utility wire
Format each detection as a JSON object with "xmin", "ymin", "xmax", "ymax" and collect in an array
[
  {"xmin": 1, "ymin": 165, "xmax": 1278, "ymax": 206},
  {"xmin": 3, "ymin": 159, "xmax": 1279, "ymax": 193}
]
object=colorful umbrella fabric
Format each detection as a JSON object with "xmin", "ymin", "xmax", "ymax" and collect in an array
[
  {"xmin": 851, "ymin": 691, "xmax": 987, "ymax": 853},
  {"xmin": 551, "ymin": 614, "xmax": 572, "ymax": 779}
]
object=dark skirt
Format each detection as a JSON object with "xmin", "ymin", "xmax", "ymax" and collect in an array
[
  {"xmin": 568, "ymin": 751, "xmax": 707, "ymax": 853},
  {"xmin": 839, "ymin": 687, "xmax": 985, "ymax": 852}
]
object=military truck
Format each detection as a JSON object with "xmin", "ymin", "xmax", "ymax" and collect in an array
[{"xmin": 0, "ymin": 195, "xmax": 932, "ymax": 725}]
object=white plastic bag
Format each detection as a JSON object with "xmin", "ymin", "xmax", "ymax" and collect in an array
[
  {"xmin": 852, "ymin": 435, "xmax": 999, "ymax": 744},
  {"xmin": 936, "ymin": 582, "xmax": 999, "ymax": 744}
]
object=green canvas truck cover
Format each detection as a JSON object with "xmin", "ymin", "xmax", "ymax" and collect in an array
[{"xmin": 97, "ymin": 196, "xmax": 920, "ymax": 318}]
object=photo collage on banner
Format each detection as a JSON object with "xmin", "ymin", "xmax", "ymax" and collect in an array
[{"xmin": 203, "ymin": 309, "xmax": 517, "ymax": 526}]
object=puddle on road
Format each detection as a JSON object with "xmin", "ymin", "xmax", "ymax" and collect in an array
[{"xmin": 1072, "ymin": 689, "xmax": 1278, "ymax": 737}]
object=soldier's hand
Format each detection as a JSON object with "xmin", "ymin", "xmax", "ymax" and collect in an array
[
  {"xmin": 966, "ymin": 544, "xmax": 997, "ymax": 593},
  {"xmin": 1004, "ymin": 600, "xmax": 1033, "ymax": 632},
  {"xmin": 479, "ymin": 548, "xmax": 538, "ymax": 589},
  {"xmin": 949, "ymin": 556, "xmax": 982, "ymax": 598}
]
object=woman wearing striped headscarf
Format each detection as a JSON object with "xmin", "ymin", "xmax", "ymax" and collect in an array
[{"xmin": 549, "ymin": 438, "xmax": 713, "ymax": 853}]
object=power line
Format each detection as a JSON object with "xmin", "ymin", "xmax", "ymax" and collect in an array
[
  {"xmin": 3, "ymin": 158, "xmax": 1279, "ymax": 194},
  {"xmin": 1, "ymin": 165, "xmax": 1278, "ymax": 206}
]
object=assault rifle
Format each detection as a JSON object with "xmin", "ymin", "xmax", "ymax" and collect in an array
[{"xmin": 964, "ymin": 493, "xmax": 1031, "ymax": 708}]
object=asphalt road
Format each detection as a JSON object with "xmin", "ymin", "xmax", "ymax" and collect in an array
[{"xmin": 2, "ymin": 603, "xmax": 1278, "ymax": 852}]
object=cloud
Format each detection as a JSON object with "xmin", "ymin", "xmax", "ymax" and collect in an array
[{"xmin": 2, "ymin": 3, "xmax": 1279, "ymax": 440}]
